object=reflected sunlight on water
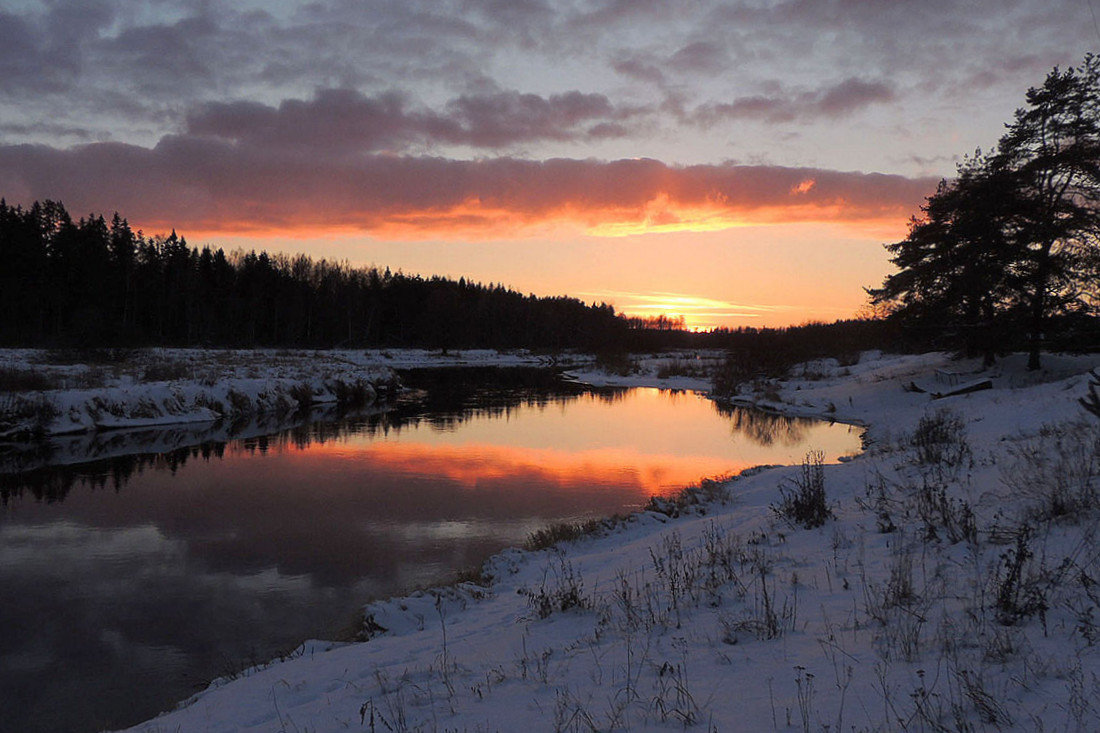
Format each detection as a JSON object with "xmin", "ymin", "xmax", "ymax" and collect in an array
[{"xmin": 0, "ymin": 374, "xmax": 861, "ymax": 733}]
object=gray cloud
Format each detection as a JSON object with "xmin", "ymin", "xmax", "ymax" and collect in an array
[
  {"xmin": 0, "ymin": 135, "xmax": 935, "ymax": 234},
  {"xmin": 668, "ymin": 41, "xmax": 730, "ymax": 75},
  {"xmin": 688, "ymin": 78, "xmax": 896, "ymax": 125},
  {"xmin": 612, "ymin": 55, "xmax": 667, "ymax": 84},
  {"xmin": 0, "ymin": 0, "xmax": 1091, "ymax": 177},
  {"xmin": 185, "ymin": 88, "xmax": 642, "ymax": 154}
]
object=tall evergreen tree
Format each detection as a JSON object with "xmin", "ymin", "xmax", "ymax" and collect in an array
[
  {"xmin": 872, "ymin": 56, "xmax": 1100, "ymax": 368},
  {"xmin": 872, "ymin": 154, "xmax": 1020, "ymax": 364},
  {"xmin": 993, "ymin": 55, "xmax": 1100, "ymax": 369}
]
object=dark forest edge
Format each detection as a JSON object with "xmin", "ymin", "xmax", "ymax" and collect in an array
[
  {"xmin": 0, "ymin": 196, "xmax": 925, "ymax": 357},
  {"xmin": 0, "ymin": 198, "xmax": 1064, "ymax": 357},
  {"xmin": 0, "ymin": 198, "xmax": 628, "ymax": 351}
]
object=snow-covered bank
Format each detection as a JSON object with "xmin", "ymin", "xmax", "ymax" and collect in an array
[
  {"xmin": 564, "ymin": 350, "xmax": 725, "ymax": 393},
  {"xmin": 119, "ymin": 351, "xmax": 1100, "ymax": 732},
  {"xmin": 0, "ymin": 348, "xmax": 578, "ymax": 439}
]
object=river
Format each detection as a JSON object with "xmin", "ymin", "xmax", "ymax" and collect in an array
[{"xmin": 0, "ymin": 367, "xmax": 862, "ymax": 732}]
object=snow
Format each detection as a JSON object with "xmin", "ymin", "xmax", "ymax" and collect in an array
[
  {"xmin": 0, "ymin": 348, "xmax": 582, "ymax": 440},
  {"xmin": 31, "ymin": 349, "xmax": 1100, "ymax": 731},
  {"xmin": 563, "ymin": 351, "xmax": 724, "ymax": 393}
]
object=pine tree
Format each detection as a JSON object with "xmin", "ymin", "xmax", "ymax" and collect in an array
[
  {"xmin": 993, "ymin": 55, "xmax": 1100, "ymax": 369},
  {"xmin": 872, "ymin": 56, "xmax": 1100, "ymax": 368},
  {"xmin": 870, "ymin": 154, "xmax": 1019, "ymax": 364}
]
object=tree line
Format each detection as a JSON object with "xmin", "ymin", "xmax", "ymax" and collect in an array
[
  {"xmin": 0, "ymin": 199, "xmax": 631, "ymax": 350},
  {"xmin": 871, "ymin": 55, "xmax": 1100, "ymax": 369}
]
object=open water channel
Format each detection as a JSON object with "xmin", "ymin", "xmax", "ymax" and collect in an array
[{"xmin": 0, "ymin": 367, "xmax": 862, "ymax": 732}]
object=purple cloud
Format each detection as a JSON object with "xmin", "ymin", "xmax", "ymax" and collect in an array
[
  {"xmin": 0, "ymin": 135, "xmax": 935, "ymax": 235},
  {"xmin": 668, "ymin": 41, "xmax": 730, "ymax": 75},
  {"xmin": 185, "ymin": 88, "xmax": 641, "ymax": 154},
  {"xmin": 689, "ymin": 78, "xmax": 896, "ymax": 125}
]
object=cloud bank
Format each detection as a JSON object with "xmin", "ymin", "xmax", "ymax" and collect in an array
[{"xmin": 0, "ymin": 135, "xmax": 935, "ymax": 237}]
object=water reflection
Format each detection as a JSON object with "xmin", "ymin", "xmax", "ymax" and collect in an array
[
  {"xmin": 716, "ymin": 402, "xmax": 813, "ymax": 446},
  {"xmin": 0, "ymin": 369, "xmax": 861, "ymax": 733}
]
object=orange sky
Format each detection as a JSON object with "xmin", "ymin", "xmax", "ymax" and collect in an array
[
  {"xmin": 3, "ymin": 1, "xmax": 1080, "ymax": 328},
  {"xmin": 200, "ymin": 217, "xmax": 911, "ymax": 330}
]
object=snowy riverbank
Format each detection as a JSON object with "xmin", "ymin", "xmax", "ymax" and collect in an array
[
  {"xmin": 0, "ymin": 348, "xmax": 581, "ymax": 439},
  {"xmin": 107, "ymin": 350, "xmax": 1098, "ymax": 731}
]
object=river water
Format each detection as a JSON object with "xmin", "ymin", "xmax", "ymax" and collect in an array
[{"xmin": 0, "ymin": 368, "xmax": 862, "ymax": 732}]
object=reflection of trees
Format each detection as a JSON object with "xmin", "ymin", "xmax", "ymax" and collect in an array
[
  {"xmin": 380, "ymin": 367, "xmax": 624, "ymax": 432},
  {"xmin": 714, "ymin": 403, "xmax": 816, "ymax": 447},
  {"xmin": 0, "ymin": 443, "xmax": 230, "ymax": 505},
  {"xmin": 1, "ymin": 368, "xmax": 598, "ymax": 505}
]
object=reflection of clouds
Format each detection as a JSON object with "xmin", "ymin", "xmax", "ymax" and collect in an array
[
  {"xmin": 386, "ymin": 519, "xmax": 513, "ymax": 542},
  {"xmin": 314, "ymin": 439, "xmax": 736, "ymax": 495},
  {"xmin": 0, "ymin": 379, "xmax": 864, "ymax": 732},
  {"xmin": 0, "ymin": 519, "xmax": 351, "ymax": 733}
]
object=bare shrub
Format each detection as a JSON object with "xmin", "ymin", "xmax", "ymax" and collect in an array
[
  {"xmin": 330, "ymin": 378, "xmax": 374, "ymax": 406},
  {"xmin": 644, "ymin": 474, "xmax": 732, "ymax": 518},
  {"xmin": 655, "ymin": 359, "xmax": 708, "ymax": 379},
  {"xmin": 288, "ymin": 382, "xmax": 315, "ymax": 410},
  {"xmin": 914, "ymin": 478, "xmax": 977, "ymax": 544},
  {"xmin": 651, "ymin": 659, "xmax": 700, "ymax": 726},
  {"xmin": 141, "ymin": 360, "xmax": 191, "ymax": 382},
  {"xmin": 524, "ymin": 516, "xmax": 620, "ymax": 551},
  {"xmin": 732, "ymin": 549, "xmax": 797, "ymax": 640},
  {"xmin": 192, "ymin": 393, "xmax": 226, "ymax": 415},
  {"xmin": 1081, "ymin": 368, "xmax": 1100, "ymax": 419},
  {"xmin": 0, "ymin": 367, "xmax": 59, "ymax": 392},
  {"xmin": 858, "ymin": 472, "xmax": 898, "ymax": 534},
  {"xmin": 0, "ymin": 393, "xmax": 59, "ymax": 435},
  {"xmin": 992, "ymin": 527, "xmax": 1049, "ymax": 627},
  {"xmin": 955, "ymin": 669, "xmax": 1014, "ymax": 727},
  {"xmin": 524, "ymin": 553, "xmax": 591, "ymax": 619},
  {"xmin": 861, "ymin": 541, "xmax": 936, "ymax": 661},
  {"xmin": 911, "ymin": 409, "xmax": 970, "ymax": 466},
  {"xmin": 773, "ymin": 450, "xmax": 830, "ymax": 529},
  {"xmin": 1003, "ymin": 421, "xmax": 1100, "ymax": 521},
  {"xmin": 226, "ymin": 389, "xmax": 253, "ymax": 413},
  {"xmin": 594, "ymin": 349, "xmax": 638, "ymax": 376},
  {"xmin": 38, "ymin": 347, "xmax": 137, "ymax": 365}
]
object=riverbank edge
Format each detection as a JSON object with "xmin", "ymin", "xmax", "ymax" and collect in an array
[
  {"xmin": 0, "ymin": 347, "xmax": 595, "ymax": 439},
  {"xmin": 123, "ymin": 348, "xmax": 1100, "ymax": 732}
]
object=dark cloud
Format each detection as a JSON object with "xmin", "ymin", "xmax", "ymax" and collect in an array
[
  {"xmin": 107, "ymin": 15, "xmax": 218, "ymax": 95},
  {"xmin": 185, "ymin": 90, "xmax": 425, "ymax": 154},
  {"xmin": 185, "ymin": 88, "xmax": 641, "ymax": 153},
  {"xmin": 442, "ymin": 90, "xmax": 637, "ymax": 147},
  {"xmin": 689, "ymin": 78, "xmax": 896, "ymax": 125},
  {"xmin": 612, "ymin": 56, "xmax": 667, "ymax": 84},
  {"xmin": 0, "ymin": 12, "xmax": 52, "ymax": 92},
  {"xmin": 0, "ymin": 0, "xmax": 1088, "ymax": 178},
  {"xmin": 0, "ymin": 136, "xmax": 935, "ymax": 235},
  {"xmin": 668, "ymin": 41, "xmax": 729, "ymax": 75},
  {"xmin": 815, "ymin": 78, "xmax": 895, "ymax": 116}
]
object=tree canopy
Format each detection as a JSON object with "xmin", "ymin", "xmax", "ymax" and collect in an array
[
  {"xmin": 0, "ymin": 199, "xmax": 630, "ymax": 350},
  {"xmin": 871, "ymin": 55, "xmax": 1100, "ymax": 368}
]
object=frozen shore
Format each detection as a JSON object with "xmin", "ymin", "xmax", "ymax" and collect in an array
[
  {"xmin": 89, "ymin": 350, "xmax": 1100, "ymax": 731},
  {"xmin": 0, "ymin": 348, "xmax": 577, "ymax": 439}
]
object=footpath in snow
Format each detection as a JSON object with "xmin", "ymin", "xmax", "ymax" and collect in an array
[{"xmin": 105, "ymin": 350, "xmax": 1100, "ymax": 731}]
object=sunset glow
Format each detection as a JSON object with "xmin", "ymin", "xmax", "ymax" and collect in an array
[
  {"xmin": 287, "ymin": 440, "xmax": 741, "ymax": 497},
  {"xmin": 0, "ymin": 1, "xmax": 1088, "ymax": 327},
  {"xmin": 583, "ymin": 291, "xmax": 789, "ymax": 330}
]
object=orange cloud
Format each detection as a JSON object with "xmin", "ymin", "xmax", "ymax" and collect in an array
[{"xmin": 0, "ymin": 140, "xmax": 936, "ymax": 239}]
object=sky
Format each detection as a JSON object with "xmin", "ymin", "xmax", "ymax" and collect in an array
[{"xmin": 0, "ymin": 0, "xmax": 1096, "ymax": 329}]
